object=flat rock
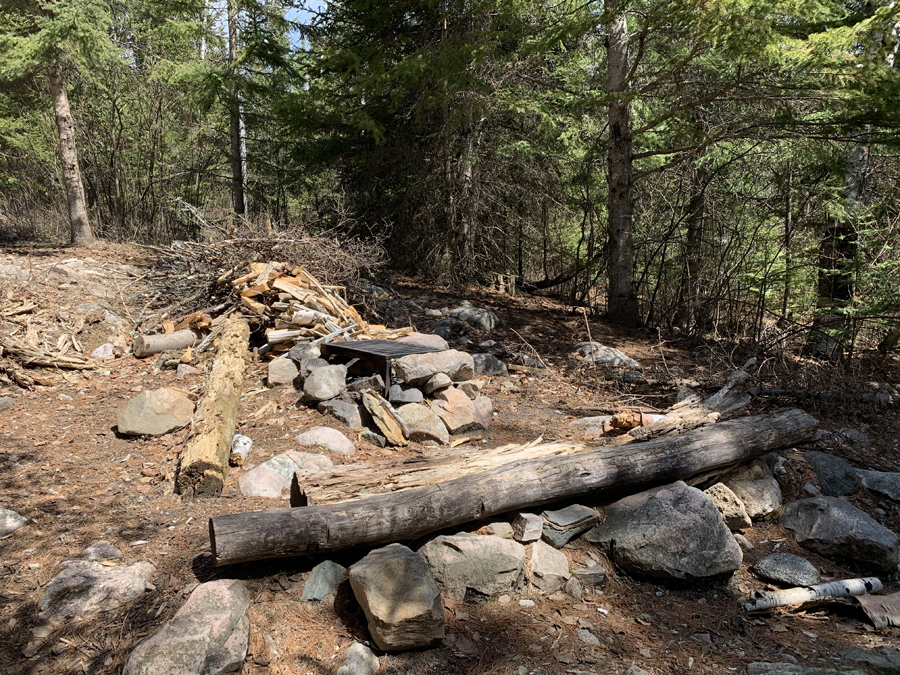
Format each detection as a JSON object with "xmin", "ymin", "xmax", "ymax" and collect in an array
[
  {"xmin": 0, "ymin": 397, "xmax": 13, "ymax": 413},
  {"xmin": 396, "ymin": 403, "xmax": 450, "ymax": 445},
  {"xmin": 123, "ymin": 579, "xmax": 250, "ymax": 675},
  {"xmin": 472, "ymin": 353, "xmax": 508, "ymax": 377},
  {"xmin": 841, "ymin": 646, "xmax": 900, "ymax": 674},
  {"xmin": 528, "ymin": 540, "xmax": 570, "ymax": 594},
  {"xmin": 419, "ymin": 533, "xmax": 525, "ymax": 600},
  {"xmin": 431, "ymin": 387, "xmax": 487, "ymax": 434},
  {"xmin": 723, "ymin": 459, "xmax": 782, "ymax": 519},
  {"xmin": 317, "ymin": 399, "xmax": 367, "ymax": 430},
  {"xmin": 117, "ymin": 389, "xmax": 194, "ymax": 436},
  {"xmin": 91, "ymin": 343, "xmax": 115, "ymax": 360},
  {"xmin": 301, "ymin": 561, "xmax": 346, "ymax": 602},
  {"xmin": 585, "ymin": 481, "xmax": 742, "ymax": 580},
  {"xmin": 303, "ymin": 364, "xmax": 347, "ymax": 401},
  {"xmin": 393, "ymin": 350, "xmax": 474, "ymax": 386},
  {"xmin": 361, "ymin": 393, "xmax": 408, "ymax": 446},
  {"xmin": 81, "ymin": 541, "xmax": 122, "ymax": 561},
  {"xmin": 349, "ymin": 544, "xmax": 445, "ymax": 652},
  {"xmin": 0, "ymin": 508, "xmax": 27, "ymax": 537},
  {"xmin": 388, "ymin": 383, "xmax": 424, "ymax": 404},
  {"xmin": 336, "ymin": 642, "xmax": 380, "ymax": 675},
  {"xmin": 783, "ymin": 496, "xmax": 899, "ymax": 573},
  {"xmin": 397, "ymin": 332, "xmax": 450, "ymax": 350},
  {"xmin": 574, "ymin": 564, "xmax": 607, "ymax": 587},
  {"xmin": 422, "ymin": 373, "xmax": 453, "ymax": 394},
  {"xmin": 805, "ymin": 451, "xmax": 859, "ymax": 496},
  {"xmin": 858, "ymin": 469, "xmax": 900, "ymax": 502},
  {"xmin": 361, "ymin": 430, "xmax": 387, "ymax": 447},
  {"xmin": 456, "ymin": 379, "xmax": 484, "ymax": 399},
  {"xmin": 573, "ymin": 342, "xmax": 640, "ymax": 369},
  {"xmin": 449, "ymin": 306, "xmax": 501, "ymax": 331},
  {"xmin": 541, "ymin": 505, "xmax": 600, "ymax": 548},
  {"xmin": 486, "ymin": 522, "xmax": 514, "ymax": 539},
  {"xmin": 703, "ymin": 483, "xmax": 752, "ymax": 531},
  {"xmin": 296, "ymin": 426, "xmax": 356, "ymax": 455},
  {"xmin": 347, "ymin": 374, "xmax": 385, "ymax": 392},
  {"xmin": 748, "ymin": 665, "xmax": 865, "ymax": 675},
  {"xmin": 288, "ymin": 342, "xmax": 320, "ymax": 364},
  {"xmin": 39, "ymin": 560, "xmax": 155, "ymax": 625},
  {"xmin": 754, "ymin": 552, "xmax": 820, "ymax": 587},
  {"xmin": 268, "ymin": 358, "xmax": 299, "ymax": 387}
]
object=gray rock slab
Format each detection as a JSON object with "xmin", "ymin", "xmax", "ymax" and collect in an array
[
  {"xmin": 422, "ymin": 373, "xmax": 453, "ymax": 394},
  {"xmin": 349, "ymin": 544, "xmax": 445, "ymax": 652},
  {"xmin": 396, "ymin": 403, "xmax": 450, "ymax": 445},
  {"xmin": 576, "ymin": 628, "xmax": 601, "ymax": 646},
  {"xmin": 123, "ymin": 579, "xmax": 250, "ymax": 675},
  {"xmin": 268, "ymin": 358, "xmax": 299, "ymax": 387},
  {"xmin": 723, "ymin": 459, "xmax": 782, "ymax": 519},
  {"xmin": 449, "ymin": 306, "xmax": 501, "ymax": 331},
  {"xmin": 361, "ymin": 430, "xmax": 387, "ymax": 447},
  {"xmin": 540, "ymin": 505, "xmax": 600, "ymax": 548},
  {"xmin": 317, "ymin": 399, "xmax": 366, "ymax": 429},
  {"xmin": 748, "ymin": 665, "xmax": 865, "ymax": 675},
  {"xmin": 585, "ymin": 481, "xmax": 742, "ymax": 580},
  {"xmin": 841, "ymin": 646, "xmax": 900, "ymax": 674},
  {"xmin": 528, "ymin": 540, "xmax": 570, "ymax": 594},
  {"xmin": 472, "ymin": 353, "xmax": 508, "ymax": 377},
  {"xmin": 396, "ymin": 332, "xmax": 450, "ymax": 350},
  {"xmin": 0, "ymin": 508, "xmax": 27, "ymax": 537},
  {"xmin": 857, "ymin": 469, "xmax": 900, "ymax": 502},
  {"xmin": 783, "ymin": 496, "xmax": 899, "ymax": 573},
  {"xmin": 573, "ymin": 342, "xmax": 640, "ymax": 369},
  {"xmin": 303, "ymin": 365, "xmax": 348, "ymax": 401},
  {"xmin": 347, "ymin": 374, "xmax": 385, "ymax": 393},
  {"xmin": 419, "ymin": 533, "xmax": 525, "ymax": 601},
  {"xmin": 39, "ymin": 560, "xmax": 155, "ymax": 624},
  {"xmin": 805, "ymin": 451, "xmax": 860, "ymax": 496},
  {"xmin": 389, "ymin": 383, "xmax": 424, "ymax": 404},
  {"xmin": 393, "ymin": 350, "xmax": 474, "ymax": 386},
  {"xmin": 574, "ymin": 564, "xmax": 607, "ymax": 587},
  {"xmin": 117, "ymin": 389, "xmax": 194, "ymax": 436},
  {"xmin": 81, "ymin": 541, "xmax": 122, "ymax": 561},
  {"xmin": 296, "ymin": 426, "xmax": 356, "ymax": 455},
  {"xmin": 336, "ymin": 642, "xmax": 380, "ymax": 675},
  {"xmin": 301, "ymin": 561, "xmax": 346, "ymax": 602},
  {"xmin": 753, "ymin": 553, "xmax": 820, "ymax": 587},
  {"xmin": 703, "ymin": 483, "xmax": 752, "ymax": 531}
]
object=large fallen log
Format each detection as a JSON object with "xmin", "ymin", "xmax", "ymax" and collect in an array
[
  {"xmin": 210, "ymin": 407, "xmax": 818, "ymax": 566},
  {"xmin": 177, "ymin": 316, "xmax": 249, "ymax": 497}
]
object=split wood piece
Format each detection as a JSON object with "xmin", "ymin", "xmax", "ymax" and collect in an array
[
  {"xmin": 0, "ymin": 334, "xmax": 94, "ymax": 370},
  {"xmin": 177, "ymin": 316, "xmax": 250, "ymax": 497},
  {"xmin": 744, "ymin": 577, "xmax": 882, "ymax": 612},
  {"xmin": 210, "ymin": 407, "xmax": 818, "ymax": 565},
  {"xmin": 133, "ymin": 329, "xmax": 202, "ymax": 358},
  {"xmin": 290, "ymin": 438, "xmax": 590, "ymax": 506}
]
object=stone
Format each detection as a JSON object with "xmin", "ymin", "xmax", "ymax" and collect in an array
[
  {"xmin": 91, "ymin": 343, "xmax": 115, "ymax": 360},
  {"xmin": 0, "ymin": 508, "xmax": 27, "ymax": 537},
  {"xmin": 285, "ymin": 451, "xmax": 335, "ymax": 474},
  {"xmin": 0, "ymin": 397, "xmax": 13, "ymax": 413},
  {"xmin": 301, "ymin": 561, "xmax": 346, "ymax": 602},
  {"xmin": 754, "ymin": 553, "xmax": 820, "ymax": 587},
  {"xmin": 803, "ymin": 482, "xmax": 822, "ymax": 497},
  {"xmin": 564, "ymin": 576, "xmax": 582, "ymax": 600},
  {"xmin": 472, "ymin": 353, "xmax": 508, "ymax": 377},
  {"xmin": 123, "ymin": 579, "xmax": 250, "ymax": 675},
  {"xmin": 836, "ymin": 427, "xmax": 871, "ymax": 447},
  {"xmin": 430, "ymin": 318, "xmax": 471, "ymax": 340},
  {"xmin": 117, "ymin": 389, "xmax": 195, "ymax": 436},
  {"xmin": 39, "ymin": 560, "xmax": 155, "ymax": 625},
  {"xmin": 540, "ymin": 505, "xmax": 600, "ymax": 548},
  {"xmin": 81, "ymin": 541, "xmax": 122, "ymax": 561},
  {"xmin": 347, "ymin": 374, "xmax": 385, "ymax": 392},
  {"xmin": 734, "ymin": 534, "xmax": 754, "ymax": 550},
  {"xmin": 396, "ymin": 403, "xmax": 450, "ymax": 445},
  {"xmin": 576, "ymin": 629, "xmax": 601, "ymax": 646},
  {"xmin": 0, "ymin": 264, "xmax": 28, "ymax": 281},
  {"xmin": 303, "ymin": 365, "xmax": 347, "ymax": 401},
  {"xmin": 858, "ymin": 469, "xmax": 900, "ymax": 502},
  {"xmin": 804, "ymin": 451, "xmax": 859, "ymax": 496},
  {"xmin": 336, "ymin": 642, "xmax": 380, "ymax": 675},
  {"xmin": 348, "ymin": 544, "xmax": 445, "ymax": 652},
  {"xmin": 528, "ymin": 540, "xmax": 570, "ymax": 594},
  {"xmin": 783, "ymin": 496, "xmax": 899, "ymax": 573},
  {"xmin": 625, "ymin": 668, "xmax": 650, "ymax": 675},
  {"xmin": 841, "ymin": 646, "xmax": 900, "ymax": 674},
  {"xmin": 748, "ymin": 665, "xmax": 865, "ymax": 675},
  {"xmin": 288, "ymin": 342, "xmax": 320, "ymax": 364},
  {"xmin": 574, "ymin": 564, "xmax": 607, "ymax": 587},
  {"xmin": 585, "ymin": 481, "xmax": 742, "ymax": 580},
  {"xmin": 573, "ymin": 342, "xmax": 641, "ymax": 369},
  {"xmin": 449, "ymin": 306, "xmax": 501, "ymax": 331},
  {"xmin": 176, "ymin": 364, "xmax": 200, "ymax": 378},
  {"xmin": 431, "ymin": 387, "xmax": 487, "ymax": 434},
  {"xmin": 703, "ymin": 483, "xmax": 752, "ymax": 531},
  {"xmin": 393, "ymin": 350, "xmax": 474, "ymax": 386},
  {"xmin": 361, "ymin": 393, "xmax": 408, "ymax": 446},
  {"xmin": 418, "ymin": 533, "xmax": 525, "ymax": 601},
  {"xmin": 296, "ymin": 426, "xmax": 356, "ymax": 455},
  {"xmin": 422, "ymin": 373, "xmax": 453, "ymax": 395},
  {"xmin": 397, "ymin": 332, "xmax": 450, "ymax": 350},
  {"xmin": 268, "ymin": 358, "xmax": 299, "ymax": 387},
  {"xmin": 512, "ymin": 513, "xmax": 544, "ymax": 542},
  {"xmin": 388, "ymin": 383, "xmax": 424, "ymax": 404},
  {"xmin": 424, "ymin": 308, "xmax": 444, "ymax": 318},
  {"xmin": 723, "ymin": 459, "xmax": 782, "ymax": 519},
  {"xmin": 473, "ymin": 395, "xmax": 493, "ymax": 418},
  {"xmin": 317, "ymin": 399, "xmax": 366, "ymax": 429},
  {"xmin": 486, "ymin": 522, "xmax": 514, "ymax": 539},
  {"xmin": 568, "ymin": 415, "xmax": 613, "ymax": 427},
  {"xmin": 239, "ymin": 454, "xmax": 303, "ymax": 498},
  {"xmin": 456, "ymin": 379, "xmax": 484, "ymax": 399},
  {"xmin": 299, "ymin": 357, "xmax": 329, "ymax": 379}
]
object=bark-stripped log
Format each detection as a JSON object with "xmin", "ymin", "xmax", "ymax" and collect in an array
[
  {"xmin": 210, "ymin": 408, "xmax": 818, "ymax": 566},
  {"xmin": 133, "ymin": 329, "xmax": 202, "ymax": 358},
  {"xmin": 177, "ymin": 316, "xmax": 249, "ymax": 497},
  {"xmin": 745, "ymin": 577, "xmax": 882, "ymax": 612}
]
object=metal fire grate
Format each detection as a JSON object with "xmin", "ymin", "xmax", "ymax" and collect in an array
[{"xmin": 319, "ymin": 339, "xmax": 446, "ymax": 396}]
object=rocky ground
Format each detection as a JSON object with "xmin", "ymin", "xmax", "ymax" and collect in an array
[{"xmin": 2, "ymin": 243, "xmax": 900, "ymax": 675}]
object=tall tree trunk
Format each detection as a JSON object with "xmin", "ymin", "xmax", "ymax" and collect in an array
[
  {"xmin": 781, "ymin": 165, "xmax": 793, "ymax": 323},
  {"xmin": 48, "ymin": 60, "xmax": 94, "ymax": 246},
  {"xmin": 674, "ymin": 165, "xmax": 707, "ymax": 333},
  {"xmin": 605, "ymin": 0, "xmax": 640, "ymax": 327},
  {"xmin": 228, "ymin": 0, "xmax": 246, "ymax": 221}
]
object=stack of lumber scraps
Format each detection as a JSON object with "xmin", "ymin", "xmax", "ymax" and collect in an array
[{"xmin": 231, "ymin": 262, "xmax": 412, "ymax": 352}]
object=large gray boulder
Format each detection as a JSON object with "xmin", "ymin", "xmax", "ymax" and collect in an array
[
  {"xmin": 857, "ymin": 469, "xmax": 900, "ymax": 502},
  {"xmin": 753, "ymin": 553, "xmax": 820, "ymax": 587},
  {"xmin": 472, "ymin": 353, "xmax": 508, "ymax": 377},
  {"xmin": 783, "ymin": 496, "xmax": 899, "ymax": 573},
  {"xmin": 585, "ymin": 481, "xmax": 742, "ymax": 580},
  {"xmin": 418, "ymin": 533, "xmax": 525, "ymax": 600},
  {"xmin": 396, "ymin": 403, "xmax": 450, "ymax": 445},
  {"xmin": 39, "ymin": 560, "xmax": 155, "ymax": 625},
  {"xmin": 393, "ymin": 350, "xmax": 474, "ymax": 386},
  {"xmin": 123, "ymin": 579, "xmax": 250, "ymax": 675},
  {"xmin": 0, "ymin": 508, "xmax": 27, "ymax": 537},
  {"xmin": 573, "ymin": 342, "xmax": 640, "ymax": 369},
  {"xmin": 117, "ymin": 389, "xmax": 194, "ymax": 436},
  {"xmin": 349, "ymin": 544, "xmax": 445, "ymax": 652},
  {"xmin": 449, "ymin": 306, "xmax": 501, "ymax": 331},
  {"xmin": 804, "ymin": 451, "xmax": 859, "ymax": 496},
  {"xmin": 723, "ymin": 459, "xmax": 782, "ymax": 519}
]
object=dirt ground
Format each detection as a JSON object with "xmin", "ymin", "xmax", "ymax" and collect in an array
[{"xmin": 1, "ymin": 243, "xmax": 900, "ymax": 675}]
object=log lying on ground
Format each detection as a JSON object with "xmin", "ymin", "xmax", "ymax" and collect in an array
[
  {"xmin": 211, "ymin": 407, "xmax": 818, "ymax": 566},
  {"xmin": 132, "ymin": 329, "xmax": 202, "ymax": 358},
  {"xmin": 177, "ymin": 316, "xmax": 249, "ymax": 497},
  {"xmin": 744, "ymin": 577, "xmax": 882, "ymax": 612}
]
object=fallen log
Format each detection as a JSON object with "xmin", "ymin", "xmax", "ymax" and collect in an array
[
  {"xmin": 177, "ymin": 316, "xmax": 249, "ymax": 497},
  {"xmin": 132, "ymin": 329, "xmax": 202, "ymax": 358},
  {"xmin": 744, "ymin": 577, "xmax": 882, "ymax": 612},
  {"xmin": 210, "ymin": 407, "xmax": 818, "ymax": 566}
]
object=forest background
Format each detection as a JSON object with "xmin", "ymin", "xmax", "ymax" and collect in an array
[{"xmin": 1, "ymin": 0, "xmax": 899, "ymax": 359}]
